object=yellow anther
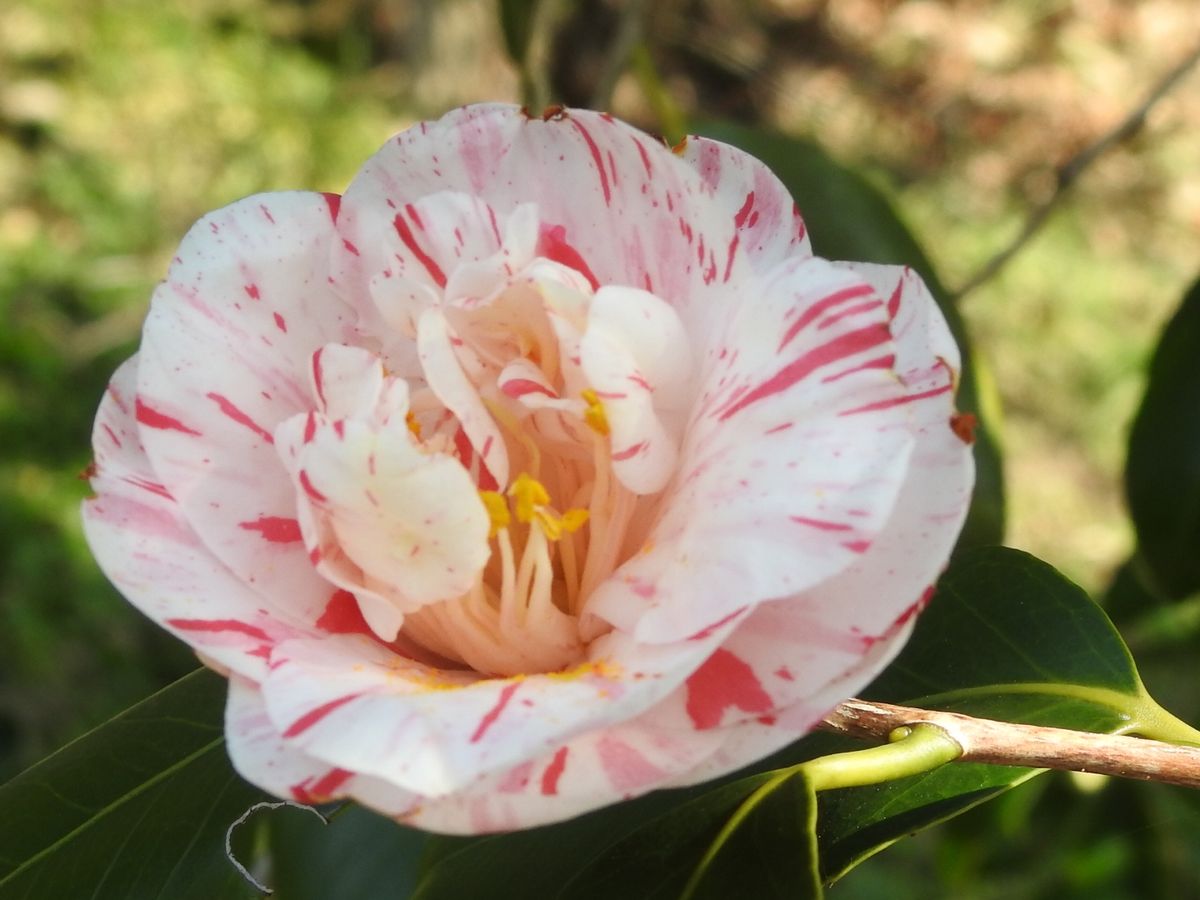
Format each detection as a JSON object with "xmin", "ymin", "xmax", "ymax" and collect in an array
[
  {"xmin": 561, "ymin": 508, "xmax": 590, "ymax": 533},
  {"xmin": 581, "ymin": 389, "xmax": 610, "ymax": 436},
  {"xmin": 534, "ymin": 509, "xmax": 565, "ymax": 541},
  {"xmin": 405, "ymin": 411, "xmax": 422, "ymax": 438},
  {"xmin": 479, "ymin": 490, "xmax": 511, "ymax": 537},
  {"xmin": 508, "ymin": 472, "xmax": 551, "ymax": 524}
]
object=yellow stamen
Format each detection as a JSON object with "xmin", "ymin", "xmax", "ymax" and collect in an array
[
  {"xmin": 561, "ymin": 508, "xmax": 590, "ymax": 533},
  {"xmin": 405, "ymin": 411, "xmax": 422, "ymax": 438},
  {"xmin": 509, "ymin": 472, "xmax": 550, "ymax": 524},
  {"xmin": 479, "ymin": 490, "xmax": 511, "ymax": 537},
  {"xmin": 581, "ymin": 389, "xmax": 610, "ymax": 436}
]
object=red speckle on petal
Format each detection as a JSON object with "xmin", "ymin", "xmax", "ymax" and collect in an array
[
  {"xmin": 393, "ymin": 211, "xmax": 447, "ymax": 287},
  {"xmin": 839, "ymin": 383, "xmax": 952, "ymax": 417},
  {"xmin": 886, "ymin": 277, "xmax": 904, "ymax": 320},
  {"xmin": 273, "ymin": 312, "xmax": 287, "ymax": 333},
  {"xmin": 342, "ymin": 238, "xmax": 360, "ymax": 256},
  {"xmin": 166, "ymin": 618, "xmax": 271, "ymax": 642},
  {"xmin": 299, "ymin": 470, "xmax": 327, "ymax": 503},
  {"xmin": 283, "ymin": 694, "xmax": 361, "ymax": 738},
  {"xmin": 322, "ymin": 192, "xmax": 342, "ymax": 222},
  {"xmin": 244, "ymin": 284, "xmax": 260, "ymax": 300},
  {"xmin": 611, "ymin": 441, "xmax": 647, "ymax": 462},
  {"xmin": 501, "ymin": 378, "xmax": 557, "ymax": 400},
  {"xmin": 685, "ymin": 648, "xmax": 773, "ymax": 729},
  {"xmin": 722, "ymin": 234, "xmax": 739, "ymax": 282},
  {"xmin": 470, "ymin": 682, "xmax": 521, "ymax": 743},
  {"xmin": 774, "ymin": 666, "xmax": 795, "ymax": 681},
  {"xmin": 316, "ymin": 589, "xmax": 374, "ymax": 636},
  {"xmin": 238, "ymin": 515, "xmax": 302, "ymax": 543},
  {"xmin": 842, "ymin": 540, "xmax": 872, "ymax": 554},
  {"xmin": 537, "ymin": 224, "xmax": 600, "ymax": 292},
  {"xmin": 718, "ymin": 324, "xmax": 891, "ymax": 421},
  {"xmin": 259, "ymin": 204, "xmax": 276, "ymax": 224},
  {"xmin": 789, "ymin": 515, "xmax": 853, "ymax": 532},
  {"xmin": 570, "ymin": 120, "xmax": 611, "ymax": 206},
  {"xmin": 311, "ymin": 349, "xmax": 328, "ymax": 409},
  {"xmin": 734, "ymin": 191, "xmax": 756, "ymax": 228},
  {"xmin": 206, "ymin": 392, "xmax": 274, "ymax": 444},
  {"xmin": 685, "ymin": 607, "xmax": 747, "ymax": 641},
  {"xmin": 632, "ymin": 137, "xmax": 653, "ymax": 177},
  {"xmin": 820, "ymin": 354, "xmax": 896, "ymax": 385},
  {"xmin": 778, "ymin": 284, "xmax": 876, "ymax": 353},
  {"xmin": 541, "ymin": 747, "xmax": 569, "ymax": 795},
  {"xmin": 136, "ymin": 398, "xmax": 201, "ymax": 435},
  {"xmin": 292, "ymin": 767, "xmax": 353, "ymax": 804}
]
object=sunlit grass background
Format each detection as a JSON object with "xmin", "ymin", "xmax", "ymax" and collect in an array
[{"xmin": 2, "ymin": 0, "xmax": 1199, "ymax": 893}]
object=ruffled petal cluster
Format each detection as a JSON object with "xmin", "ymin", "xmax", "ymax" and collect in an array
[{"xmin": 83, "ymin": 104, "xmax": 974, "ymax": 833}]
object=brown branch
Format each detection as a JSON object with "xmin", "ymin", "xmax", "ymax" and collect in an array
[
  {"xmin": 953, "ymin": 40, "xmax": 1200, "ymax": 301},
  {"xmin": 822, "ymin": 699, "xmax": 1200, "ymax": 790}
]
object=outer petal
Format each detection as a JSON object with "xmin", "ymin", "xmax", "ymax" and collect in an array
[
  {"xmin": 333, "ymin": 105, "xmax": 741, "ymax": 323},
  {"xmin": 225, "ymin": 675, "xmax": 418, "ymax": 814},
  {"xmin": 648, "ymin": 263, "xmax": 973, "ymax": 727},
  {"xmin": 134, "ymin": 192, "xmax": 354, "ymax": 628},
  {"xmin": 589, "ymin": 257, "xmax": 922, "ymax": 642},
  {"xmin": 678, "ymin": 134, "xmax": 812, "ymax": 269},
  {"xmin": 397, "ymin": 718, "xmax": 728, "ymax": 834},
  {"xmin": 255, "ymin": 610, "xmax": 747, "ymax": 799},
  {"xmin": 82, "ymin": 359, "xmax": 308, "ymax": 678}
]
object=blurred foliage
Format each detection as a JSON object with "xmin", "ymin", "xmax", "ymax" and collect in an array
[{"xmin": 3, "ymin": 0, "xmax": 1200, "ymax": 897}]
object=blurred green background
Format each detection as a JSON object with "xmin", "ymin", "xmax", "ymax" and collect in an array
[{"xmin": 2, "ymin": 0, "xmax": 1199, "ymax": 896}]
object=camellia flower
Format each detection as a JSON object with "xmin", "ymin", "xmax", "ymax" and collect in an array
[{"xmin": 83, "ymin": 104, "xmax": 974, "ymax": 833}]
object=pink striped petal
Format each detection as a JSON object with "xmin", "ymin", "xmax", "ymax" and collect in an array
[
  {"xmin": 678, "ymin": 134, "xmax": 812, "ymax": 269},
  {"xmin": 589, "ymin": 257, "xmax": 922, "ymax": 642},
  {"xmin": 333, "ymin": 105, "xmax": 738, "ymax": 323},
  {"xmin": 134, "ymin": 192, "xmax": 353, "ymax": 628},
  {"xmin": 255, "ymin": 608, "xmax": 744, "ymax": 800},
  {"xmin": 226, "ymin": 675, "xmax": 418, "ymax": 814},
  {"xmin": 82, "ymin": 359, "xmax": 306, "ymax": 678}
]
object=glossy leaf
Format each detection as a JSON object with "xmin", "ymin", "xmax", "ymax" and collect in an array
[
  {"xmin": 414, "ymin": 770, "xmax": 821, "ymax": 900},
  {"xmin": 1126, "ymin": 275, "xmax": 1200, "ymax": 600},
  {"xmin": 693, "ymin": 120, "xmax": 1004, "ymax": 550},
  {"xmin": 0, "ymin": 669, "xmax": 266, "ymax": 900},
  {"xmin": 563, "ymin": 770, "xmax": 820, "ymax": 900},
  {"xmin": 811, "ymin": 546, "xmax": 1196, "ymax": 882},
  {"xmin": 268, "ymin": 803, "xmax": 428, "ymax": 900}
]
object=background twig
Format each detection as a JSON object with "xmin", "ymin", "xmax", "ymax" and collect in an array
[{"xmin": 953, "ymin": 40, "xmax": 1200, "ymax": 301}]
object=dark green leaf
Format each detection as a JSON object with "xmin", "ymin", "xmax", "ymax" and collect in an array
[
  {"xmin": 692, "ymin": 120, "xmax": 1005, "ymax": 550},
  {"xmin": 497, "ymin": 0, "xmax": 540, "ymax": 67},
  {"xmin": 0, "ymin": 669, "xmax": 267, "ymax": 900},
  {"xmin": 1126, "ymin": 275, "xmax": 1200, "ymax": 600},
  {"xmin": 567, "ymin": 770, "xmax": 820, "ymax": 900},
  {"xmin": 268, "ymin": 803, "xmax": 427, "ymax": 900},
  {"xmin": 414, "ymin": 771, "xmax": 821, "ymax": 900},
  {"xmin": 813, "ymin": 546, "xmax": 1191, "ymax": 882}
]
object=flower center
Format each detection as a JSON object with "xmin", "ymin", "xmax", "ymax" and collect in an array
[{"xmin": 392, "ymin": 274, "xmax": 668, "ymax": 677}]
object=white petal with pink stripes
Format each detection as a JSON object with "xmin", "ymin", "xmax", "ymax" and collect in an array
[{"xmin": 84, "ymin": 105, "xmax": 974, "ymax": 833}]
